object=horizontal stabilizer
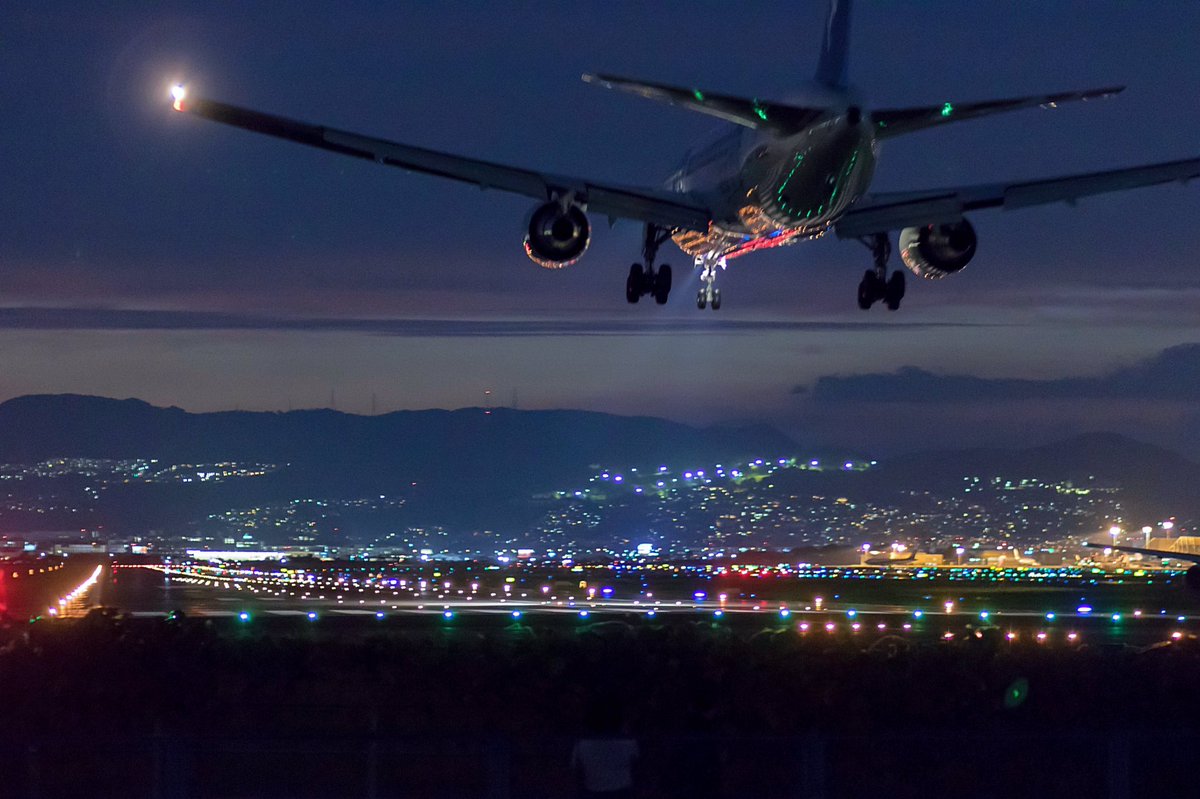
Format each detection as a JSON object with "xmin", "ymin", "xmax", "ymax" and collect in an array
[
  {"xmin": 874, "ymin": 86, "xmax": 1124, "ymax": 138},
  {"xmin": 582, "ymin": 73, "xmax": 825, "ymax": 133}
]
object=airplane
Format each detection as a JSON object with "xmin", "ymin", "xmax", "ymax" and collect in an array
[
  {"xmin": 1083, "ymin": 541, "xmax": 1200, "ymax": 591},
  {"xmin": 168, "ymin": 0, "xmax": 1200, "ymax": 312},
  {"xmin": 862, "ymin": 547, "xmax": 918, "ymax": 567}
]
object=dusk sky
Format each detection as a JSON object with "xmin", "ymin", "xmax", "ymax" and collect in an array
[{"xmin": 3, "ymin": 2, "xmax": 1200, "ymax": 454}]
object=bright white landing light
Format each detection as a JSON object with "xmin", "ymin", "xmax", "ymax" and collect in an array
[{"xmin": 171, "ymin": 84, "xmax": 186, "ymax": 111}]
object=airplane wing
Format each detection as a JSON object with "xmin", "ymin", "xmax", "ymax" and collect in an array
[
  {"xmin": 177, "ymin": 96, "xmax": 713, "ymax": 232},
  {"xmin": 835, "ymin": 156, "xmax": 1200, "ymax": 238},
  {"xmin": 1082, "ymin": 541, "xmax": 1200, "ymax": 565},
  {"xmin": 873, "ymin": 87, "xmax": 1124, "ymax": 139}
]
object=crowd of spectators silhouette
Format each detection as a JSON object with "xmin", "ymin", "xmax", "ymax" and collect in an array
[{"xmin": 1, "ymin": 608, "xmax": 1197, "ymax": 797}]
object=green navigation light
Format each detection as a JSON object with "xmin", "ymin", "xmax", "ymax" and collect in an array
[
  {"xmin": 693, "ymin": 89, "xmax": 704, "ymax": 102},
  {"xmin": 1003, "ymin": 677, "xmax": 1030, "ymax": 709},
  {"xmin": 941, "ymin": 102, "xmax": 954, "ymax": 117},
  {"xmin": 753, "ymin": 101, "xmax": 768, "ymax": 121}
]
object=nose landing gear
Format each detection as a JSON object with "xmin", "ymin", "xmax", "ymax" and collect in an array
[
  {"xmin": 856, "ymin": 232, "xmax": 906, "ymax": 310},
  {"xmin": 695, "ymin": 255, "xmax": 725, "ymax": 311},
  {"xmin": 625, "ymin": 224, "xmax": 673, "ymax": 305}
]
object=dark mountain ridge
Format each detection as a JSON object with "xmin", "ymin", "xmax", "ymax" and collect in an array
[
  {"xmin": 0, "ymin": 394, "xmax": 795, "ymax": 466},
  {"xmin": 0, "ymin": 396, "xmax": 1194, "ymax": 536},
  {"xmin": 0, "ymin": 395, "xmax": 799, "ymax": 530},
  {"xmin": 880, "ymin": 431, "xmax": 1200, "ymax": 519}
]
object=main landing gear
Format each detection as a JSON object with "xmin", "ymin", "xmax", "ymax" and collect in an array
[
  {"xmin": 626, "ymin": 224, "xmax": 673, "ymax": 305},
  {"xmin": 695, "ymin": 255, "xmax": 724, "ymax": 310},
  {"xmin": 856, "ymin": 232, "xmax": 905, "ymax": 311}
]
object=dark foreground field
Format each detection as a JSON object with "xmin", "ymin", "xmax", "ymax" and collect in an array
[{"xmin": 0, "ymin": 606, "xmax": 1197, "ymax": 799}]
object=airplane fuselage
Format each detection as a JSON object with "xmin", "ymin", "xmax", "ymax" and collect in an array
[{"xmin": 667, "ymin": 112, "xmax": 878, "ymax": 261}]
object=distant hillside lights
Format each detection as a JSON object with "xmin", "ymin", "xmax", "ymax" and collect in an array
[
  {"xmin": 570, "ymin": 456, "xmax": 876, "ymax": 497},
  {"xmin": 0, "ymin": 458, "xmax": 279, "ymax": 484}
]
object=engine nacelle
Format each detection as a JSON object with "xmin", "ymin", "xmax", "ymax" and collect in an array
[
  {"xmin": 899, "ymin": 219, "xmax": 977, "ymax": 280},
  {"xmin": 523, "ymin": 202, "xmax": 590, "ymax": 269}
]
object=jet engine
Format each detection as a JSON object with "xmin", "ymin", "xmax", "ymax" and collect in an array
[
  {"xmin": 898, "ymin": 219, "xmax": 977, "ymax": 279},
  {"xmin": 523, "ymin": 202, "xmax": 590, "ymax": 269}
]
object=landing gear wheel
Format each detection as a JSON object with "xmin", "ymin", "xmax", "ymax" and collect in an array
[
  {"xmin": 857, "ymin": 270, "xmax": 879, "ymax": 310},
  {"xmin": 856, "ymin": 233, "xmax": 898, "ymax": 311},
  {"xmin": 653, "ymin": 264, "xmax": 672, "ymax": 305},
  {"xmin": 710, "ymin": 288, "xmax": 721, "ymax": 310},
  {"xmin": 696, "ymin": 289, "xmax": 707, "ymax": 310},
  {"xmin": 626, "ymin": 263, "xmax": 643, "ymax": 304},
  {"xmin": 884, "ymin": 270, "xmax": 906, "ymax": 311}
]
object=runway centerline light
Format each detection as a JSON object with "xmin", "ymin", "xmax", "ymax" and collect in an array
[{"xmin": 237, "ymin": 612, "xmax": 250, "ymax": 622}]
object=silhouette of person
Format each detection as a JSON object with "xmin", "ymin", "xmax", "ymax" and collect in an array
[{"xmin": 571, "ymin": 700, "xmax": 639, "ymax": 798}]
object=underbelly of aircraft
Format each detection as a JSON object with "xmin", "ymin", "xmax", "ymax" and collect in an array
[{"xmin": 671, "ymin": 215, "xmax": 830, "ymax": 262}]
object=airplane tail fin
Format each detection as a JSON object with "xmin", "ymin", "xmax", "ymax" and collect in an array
[{"xmin": 814, "ymin": 0, "xmax": 852, "ymax": 90}]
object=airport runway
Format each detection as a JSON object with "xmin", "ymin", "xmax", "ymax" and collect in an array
[{"xmin": 91, "ymin": 562, "xmax": 1200, "ymax": 647}]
